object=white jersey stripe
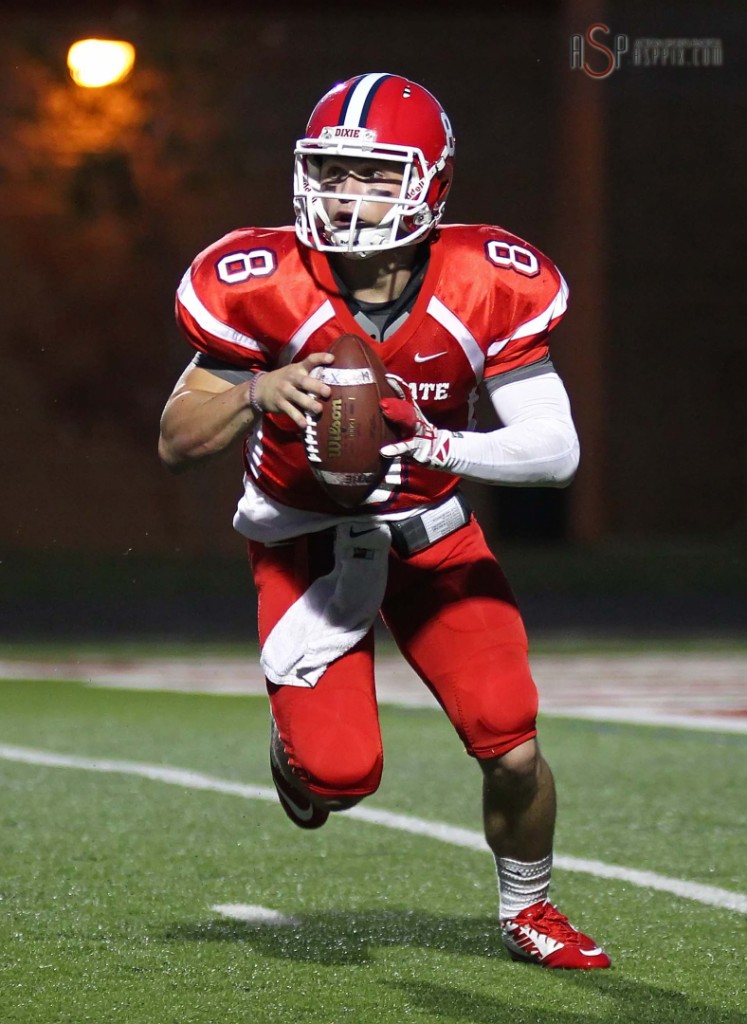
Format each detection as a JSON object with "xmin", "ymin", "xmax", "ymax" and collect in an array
[
  {"xmin": 342, "ymin": 73, "xmax": 389, "ymax": 127},
  {"xmin": 487, "ymin": 273, "xmax": 569, "ymax": 356},
  {"xmin": 281, "ymin": 300, "xmax": 335, "ymax": 364},
  {"xmin": 427, "ymin": 296, "xmax": 485, "ymax": 382},
  {"xmin": 246, "ymin": 422, "xmax": 265, "ymax": 479},
  {"xmin": 177, "ymin": 271, "xmax": 264, "ymax": 354}
]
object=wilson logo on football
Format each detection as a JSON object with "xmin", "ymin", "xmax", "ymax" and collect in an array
[{"xmin": 327, "ymin": 398, "xmax": 345, "ymax": 458}]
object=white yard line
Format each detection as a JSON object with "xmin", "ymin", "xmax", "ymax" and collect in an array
[
  {"xmin": 211, "ymin": 904, "xmax": 299, "ymax": 926},
  {"xmin": 0, "ymin": 742, "xmax": 744, "ymax": 916},
  {"xmin": 540, "ymin": 708, "xmax": 747, "ymax": 734}
]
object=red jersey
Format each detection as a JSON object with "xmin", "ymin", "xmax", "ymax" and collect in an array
[{"xmin": 175, "ymin": 224, "xmax": 568, "ymax": 516}]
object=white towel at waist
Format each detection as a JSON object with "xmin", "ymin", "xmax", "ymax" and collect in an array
[{"xmin": 259, "ymin": 521, "xmax": 391, "ymax": 688}]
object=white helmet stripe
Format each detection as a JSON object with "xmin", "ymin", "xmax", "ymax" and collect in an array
[{"xmin": 341, "ymin": 73, "xmax": 389, "ymax": 127}]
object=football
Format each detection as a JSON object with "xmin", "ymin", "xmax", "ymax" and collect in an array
[{"xmin": 304, "ymin": 333, "xmax": 398, "ymax": 507}]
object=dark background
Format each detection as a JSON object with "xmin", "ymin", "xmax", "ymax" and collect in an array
[{"xmin": 1, "ymin": 0, "xmax": 745, "ymax": 641}]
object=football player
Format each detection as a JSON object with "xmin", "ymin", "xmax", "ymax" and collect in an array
[{"xmin": 159, "ymin": 72, "xmax": 610, "ymax": 969}]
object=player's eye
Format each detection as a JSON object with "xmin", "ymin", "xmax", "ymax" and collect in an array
[
  {"xmin": 360, "ymin": 166, "xmax": 401, "ymax": 184},
  {"xmin": 320, "ymin": 164, "xmax": 348, "ymax": 186},
  {"xmin": 320, "ymin": 162, "xmax": 403, "ymax": 187}
]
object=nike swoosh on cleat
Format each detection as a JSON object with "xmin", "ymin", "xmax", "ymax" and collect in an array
[
  {"xmin": 271, "ymin": 757, "xmax": 316, "ymax": 821},
  {"xmin": 414, "ymin": 351, "xmax": 447, "ymax": 363},
  {"xmin": 279, "ymin": 788, "xmax": 315, "ymax": 821},
  {"xmin": 580, "ymin": 947, "xmax": 605, "ymax": 956}
]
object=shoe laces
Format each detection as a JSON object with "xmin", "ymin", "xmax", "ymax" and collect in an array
[{"xmin": 524, "ymin": 901, "xmax": 584, "ymax": 945}]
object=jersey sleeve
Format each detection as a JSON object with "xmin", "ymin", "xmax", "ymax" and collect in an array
[
  {"xmin": 174, "ymin": 230, "xmax": 273, "ymax": 372},
  {"xmin": 483, "ymin": 235, "xmax": 569, "ymax": 382},
  {"xmin": 192, "ymin": 352, "xmax": 255, "ymax": 383}
]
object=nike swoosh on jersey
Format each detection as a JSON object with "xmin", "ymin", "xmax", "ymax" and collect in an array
[{"xmin": 414, "ymin": 351, "xmax": 447, "ymax": 363}]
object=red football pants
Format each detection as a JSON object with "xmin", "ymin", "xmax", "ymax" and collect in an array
[{"xmin": 249, "ymin": 517, "xmax": 538, "ymax": 800}]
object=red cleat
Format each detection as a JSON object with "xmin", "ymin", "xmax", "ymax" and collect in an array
[{"xmin": 501, "ymin": 900, "xmax": 611, "ymax": 969}]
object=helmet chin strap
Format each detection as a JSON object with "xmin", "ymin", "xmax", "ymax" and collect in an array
[{"xmin": 330, "ymin": 224, "xmax": 395, "ymax": 255}]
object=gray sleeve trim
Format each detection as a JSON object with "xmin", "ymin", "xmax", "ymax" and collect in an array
[
  {"xmin": 191, "ymin": 352, "xmax": 254, "ymax": 385},
  {"xmin": 483, "ymin": 354, "xmax": 556, "ymax": 393}
]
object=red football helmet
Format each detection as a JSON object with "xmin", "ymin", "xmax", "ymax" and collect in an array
[{"xmin": 294, "ymin": 73, "xmax": 455, "ymax": 256}]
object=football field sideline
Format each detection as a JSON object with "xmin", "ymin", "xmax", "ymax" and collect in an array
[
  {"xmin": 1, "ymin": 740, "xmax": 745, "ymax": 916},
  {"xmin": 2, "ymin": 650, "xmax": 745, "ymax": 732}
]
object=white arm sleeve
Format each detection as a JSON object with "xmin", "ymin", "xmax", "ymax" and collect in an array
[{"xmin": 441, "ymin": 372, "xmax": 580, "ymax": 487}]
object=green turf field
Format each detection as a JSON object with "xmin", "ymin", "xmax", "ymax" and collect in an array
[{"xmin": 1, "ymin": 673, "xmax": 745, "ymax": 1024}]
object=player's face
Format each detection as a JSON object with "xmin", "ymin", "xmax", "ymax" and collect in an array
[{"xmin": 318, "ymin": 156, "xmax": 405, "ymax": 228}]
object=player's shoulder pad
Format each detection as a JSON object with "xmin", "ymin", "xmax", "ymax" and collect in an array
[
  {"xmin": 435, "ymin": 224, "xmax": 568, "ymax": 347},
  {"xmin": 435, "ymin": 223, "xmax": 562, "ymax": 289},
  {"xmin": 188, "ymin": 225, "xmax": 298, "ymax": 285},
  {"xmin": 176, "ymin": 226, "xmax": 298, "ymax": 365}
]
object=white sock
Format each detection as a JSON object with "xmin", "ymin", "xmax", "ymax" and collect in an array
[{"xmin": 496, "ymin": 853, "xmax": 553, "ymax": 920}]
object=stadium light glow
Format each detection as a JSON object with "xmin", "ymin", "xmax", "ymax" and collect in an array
[{"xmin": 67, "ymin": 39, "xmax": 136, "ymax": 88}]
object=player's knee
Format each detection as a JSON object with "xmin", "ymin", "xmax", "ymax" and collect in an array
[
  {"xmin": 455, "ymin": 648, "xmax": 539, "ymax": 757},
  {"xmin": 481, "ymin": 738, "xmax": 540, "ymax": 797},
  {"xmin": 299, "ymin": 730, "xmax": 383, "ymax": 802}
]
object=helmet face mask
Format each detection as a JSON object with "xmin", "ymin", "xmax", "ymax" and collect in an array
[{"xmin": 294, "ymin": 74, "xmax": 455, "ymax": 257}]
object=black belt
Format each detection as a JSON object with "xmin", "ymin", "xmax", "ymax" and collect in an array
[{"xmin": 389, "ymin": 492, "xmax": 472, "ymax": 558}]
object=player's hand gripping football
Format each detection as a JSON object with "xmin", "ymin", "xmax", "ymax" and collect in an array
[
  {"xmin": 252, "ymin": 352, "xmax": 334, "ymax": 429},
  {"xmin": 380, "ymin": 374, "xmax": 453, "ymax": 469}
]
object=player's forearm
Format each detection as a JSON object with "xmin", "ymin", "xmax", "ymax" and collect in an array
[
  {"xmin": 158, "ymin": 383, "xmax": 257, "ymax": 471},
  {"xmin": 442, "ymin": 370, "xmax": 579, "ymax": 486},
  {"xmin": 381, "ymin": 370, "xmax": 580, "ymax": 486},
  {"xmin": 440, "ymin": 418, "xmax": 580, "ymax": 487}
]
